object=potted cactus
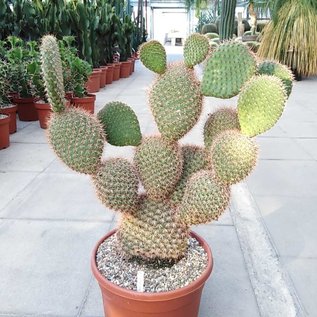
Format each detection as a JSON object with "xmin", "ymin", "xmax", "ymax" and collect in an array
[{"xmin": 40, "ymin": 34, "xmax": 292, "ymax": 317}]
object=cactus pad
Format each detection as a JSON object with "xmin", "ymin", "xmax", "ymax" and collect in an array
[
  {"xmin": 171, "ymin": 145, "xmax": 208, "ymax": 206},
  {"xmin": 238, "ymin": 75, "xmax": 287, "ymax": 137},
  {"xmin": 211, "ymin": 130, "xmax": 258, "ymax": 185},
  {"xmin": 118, "ymin": 196, "xmax": 189, "ymax": 260},
  {"xmin": 48, "ymin": 109, "xmax": 105, "ymax": 174},
  {"xmin": 201, "ymin": 41, "xmax": 256, "ymax": 98},
  {"xmin": 179, "ymin": 170, "xmax": 230, "ymax": 225},
  {"xmin": 183, "ymin": 33, "xmax": 210, "ymax": 68},
  {"xmin": 149, "ymin": 63, "xmax": 202, "ymax": 141},
  {"xmin": 204, "ymin": 107, "xmax": 240, "ymax": 150},
  {"xmin": 257, "ymin": 60, "xmax": 293, "ymax": 96},
  {"xmin": 92, "ymin": 159, "xmax": 139, "ymax": 213},
  {"xmin": 134, "ymin": 136, "xmax": 182, "ymax": 200},
  {"xmin": 97, "ymin": 101, "xmax": 141, "ymax": 146},
  {"xmin": 139, "ymin": 40, "xmax": 166, "ymax": 74}
]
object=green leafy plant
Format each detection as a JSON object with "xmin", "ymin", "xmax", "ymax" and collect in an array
[{"xmin": 40, "ymin": 34, "xmax": 291, "ymax": 263}]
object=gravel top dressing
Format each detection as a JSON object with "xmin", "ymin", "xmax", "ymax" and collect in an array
[{"xmin": 96, "ymin": 233, "xmax": 208, "ymax": 293}]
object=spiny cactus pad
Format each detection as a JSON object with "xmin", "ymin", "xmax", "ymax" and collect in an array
[
  {"xmin": 179, "ymin": 170, "xmax": 230, "ymax": 225},
  {"xmin": 92, "ymin": 159, "xmax": 139, "ymax": 213},
  {"xmin": 118, "ymin": 196, "xmax": 189, "ymax": 260},
  {"xmin": 257, "ymin": 60, "xmax": 293, "ymax": 96},
  {"xmin": 205, "ymin": 32, "xmax": 219, "ymax": 40},
  {"xmin": 201, "ymin": 41, "xmax": 256, "ymax": 98},
  {"xmin": 134, "ymin": 136, "xmax": 182, "ymax": 200},
  {"xmin": 171, "ymin": 145, "xmax": 208, "ymax": 206},
  {"xmin": 211, "ymin": 130, "xmax": 258, "ymax": 185},
  {"xmin": 204, "ymin": 107, "xmax": 240, "ymax": 150},
  {"xmin": 48, "ymin": 109, "xmax": 105, "ymax": 174},
  {"xmin": 40, "ymin": 35, "xmax": 66, "ymax": 112},
  {"xmin": 139, "ymin": 40, "xmax": 167, "ymax": 74},
  {"xmin": 238, "ymin": 75, "xmax": 287, "ymax": 137},
  {"xmin": 149, "ymin": 63, "xmax": 202, "ymax": 141},
  {"xmin": 183, "ymin": 33, "xmax": 210, "ymax": 68},
  {"xmin": 97, "ymin": 101, "xmax": 141, "ymax": 146}
]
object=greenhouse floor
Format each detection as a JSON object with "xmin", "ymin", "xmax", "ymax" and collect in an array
[{"xmin": 0, "ymin": 46, "xmax": 316, "ymax": 317}]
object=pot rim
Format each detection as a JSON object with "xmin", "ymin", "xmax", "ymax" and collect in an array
[
  {"xmin": 0, "ymin": 104, "xmax": 17, "ymax": 111},
  {"xmin": 0, "ymin": 113, "xmax": 10, "ymax": 122},
  {"xmin": 91, "ymin": 229, "xmax": 213, "ymax": 302}
]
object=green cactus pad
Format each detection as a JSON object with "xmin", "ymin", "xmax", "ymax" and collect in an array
[
  {"xmin": 171, "ymin": 145, "xmax": 208, "ymax": 207},
  {"xmin": 134, "ymin": 136, "xmax": 183, "ymax": 200},
  {"xmin": 97, "ymin": 101, "xmax": 141, "ymax": 146},
  {"xmin": 179, "ymin": 170, "xmax": 230, "ymax": 225},
  {"xmin": 92, "ymin": 159, "xmax": 139, "ymax": 213},
  {"xmin": 40, "ymin": 35, "xmax": 66, "ymax": 113},
  {"xmin": 149, "ymin": 63, "xmax": 202, "ymax": 141},
  {"xmin": 205, "ymin": 32, "xmax": 219, "ymax": 40},
  {"xmin": 257, "ymin": 60, "xmax": 293, "ymax": 96},
  {"xmin": 238, "ymin": 75, "xmax": 287, "ymax": 137},
  {"xmin": 48, "ymin": 109, "xmax": 105, "ymax": 174},
  {"xmin": 204, "ymin": 107, "xmax": 240, "ymax": 150},
  {"xmin": 201, "ymin": 41, "xmax": 256, "ymax": 98},
  {"xmin": 184, "ymin": 33, "xmax": 210, "ymax": 68},
  {"xmin": 139, "ymin": 40, "xmax": 167, "ymax": 74},
  {"xmin": 118, "ymin": 196, "xmax": 189, "ymax": 260},
  {"xmin": 211, "ymin": 130, "xmax": 258, "ymax": 185}
]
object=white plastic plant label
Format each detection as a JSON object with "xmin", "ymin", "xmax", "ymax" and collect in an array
[{"xmin": 137, "ymin": 270, "xmax": 144, "ymax": 292}]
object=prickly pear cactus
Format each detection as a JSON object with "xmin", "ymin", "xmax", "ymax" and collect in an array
[{"xmin": 40, "ymin": 35, "xmax": 292, "ymax": 263}]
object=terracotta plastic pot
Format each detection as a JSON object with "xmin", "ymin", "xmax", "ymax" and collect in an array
[
  {"xmin": 0, "ymin": 105, "xmax": 17, "ymax": 134},
  {"xmin": 100, "ymin": 67, "xmax": 107, "ymax": 88},
  {"xmin": 113, "ymin": 63, "xmax": 121, "ymax": 81},
  {"xmin": 86, "ymin": 70, "xmax": 102, "ymax": 93},
  {"xmin": 35, "ymin": 102, "xmax": 52, "ymax": 129},
  {"xmin": 105, "ymin": 65, "xmax": 114, "ymax": 84},
  {"xmin": 13, "ymin": 97, "xmax": 38, "ymax": 121},
  {"xmin": 128, "ymin": 58, "xmax": 135, "ymax": 73},
  {"xmin": 120, "ymin": 61, "xmax": 131, "ymax": 78},
  {"xmin": 71, "ymin": 94, "xmax": 96, "ymax": 114},
  {"xmin": 0, "ymin": 114, "xmax": 10, "ymax": 149},
  {"xmin": 91, "ymin": 230, "xmax": 213, "ymax": 317}
]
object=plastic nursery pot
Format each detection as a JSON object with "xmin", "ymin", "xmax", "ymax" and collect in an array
[
  {"xmin": 128, "ymin": 58, "xmax": 135, "ymax": 73},
  {"xmin": 86, "ymin": 69, "xmax": 102, "ymax": 93},
  {"xmin": 0, "ymin": 105, "xmax": 17, "ymax": 134},
  {"xmin": 13, "ymin": 97, "xmax": 38, "ymax": 121},
  {"xmin": 34, "ymin": 102, "xmax": 52, "ymax": 129},
  {"xmin": 112, "ymin": 63, "xmax": 121, "ymax": 81},
  {"xmin": 120, "ymin": 61, "xmax": 132, "ymax": 78},
  {"xmin": 105, "ymin": 64, "xmax": 114, "ymax": 84},
  {"xmin": 91, "ymin": 230, "xmax": 213, "ymax": 317},
  {"xmin": 71, "ymin": 94, "xmax": 96, "ymax": 114},
  {"xmin": 99, "ymin": 67, "xmax": 107, "ymax": 88},
  {"xmin": 0, "ymin": 114, "xmax": 10, "ymax": 149}
]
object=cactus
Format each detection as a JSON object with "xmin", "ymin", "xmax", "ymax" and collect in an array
[
  {"xmin": 149, "ymin": 62, "xmax": 202, "ymax": 141},
  {"xmin": 238, "ymin": 75, "xmax": 287, "ymax": 137},
  {"xmin": 210, "ymin": 130, "xmax": 258, "ymax": 185},
  {"xmin": 41, "ymin": 35, "xmax": 292, "ymax": 263},
  {"xmin": 201, "ymin": 42, "xmax": 256, "ymax": 98},
  {"xmin": 183, "ymin": 33, "xmax": 210, "ymax": 68},
  {"xmin": 257, "ymin": 60, "xmax": 294, "ymax": 96},
  {"xmin": 204, "ymin": 32, "xmax": 219, "ymax": 40},
  {"xmin": 97, "ymin": 101, "xmax": 142, "ymax": 146},
  {"xmin": 204, "ymin": 107, "xmax": 240, "ymax": 150},
  {"xmin": 139, "ymin": 40, "xmax": 166, "ymax": 74}
]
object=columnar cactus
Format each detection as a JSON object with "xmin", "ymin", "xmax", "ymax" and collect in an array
[{"xmin": 40, "ymin": 34, "xmax": 292, "ymax": 262}]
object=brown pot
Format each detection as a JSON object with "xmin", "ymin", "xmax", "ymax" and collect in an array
[
  {"xmin": 86, "ymin": 70, "xmax": 102, "ymax": 93},
  {"xmin": 71, "ymin": 94, "xmax": 96, "ymax": 114},
  {"xmin": 0, "ymin": 114, "xmax": 10, "ymax": 149},
  {"xmin": 91, "ymin": 230, "xmax": 213, "ymax": 317},
  {"xmin": 13, "ymin": 97, "xmax": 38, "ymax": 121},
  {"xmin": 100, "ymin": 67, "xmax": 107, "ymax": 88},
  {"xmin": 0, "ymin": 105, "xmax": 17, "ymax": 134},
  {"xmin": 105, "ymin": 65, "xmax": 114, "ymax": 84},
  {"xmin": 35, "ymin": 102, "xmax": 52, "ymax": 129},
  {"xmin": 128, "ymin": 58, "xmax": 134, "ymax": 74},
  {"xmin": 113, "ymin": 63, "xmax": 121, "ymax": 81},
  {"xmin": 120, "ymin": 61, "xmax": 131, "ymax": 78}
]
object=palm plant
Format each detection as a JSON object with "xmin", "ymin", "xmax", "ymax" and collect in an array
[{"xmin": 258, "ymin": 0, "xmax": 317, "ymax": 77}]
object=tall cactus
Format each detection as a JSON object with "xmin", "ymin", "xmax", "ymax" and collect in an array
[
  {"xmin": 40, "ymin": 34, "xmax": 292, "ymax": 262},
  {"xmin": 219, "ymin": 0, "xmax": 237, "ymax": 41}
]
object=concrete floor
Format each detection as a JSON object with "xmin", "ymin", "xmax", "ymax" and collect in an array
[{"xmin": 0, "ymin": 47, "xmax": 315, "ymax": 317}]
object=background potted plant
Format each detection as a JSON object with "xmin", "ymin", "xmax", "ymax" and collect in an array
[{"xmin": 40, "ymin": 34, "xmax": 292, "ymax": 317}]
